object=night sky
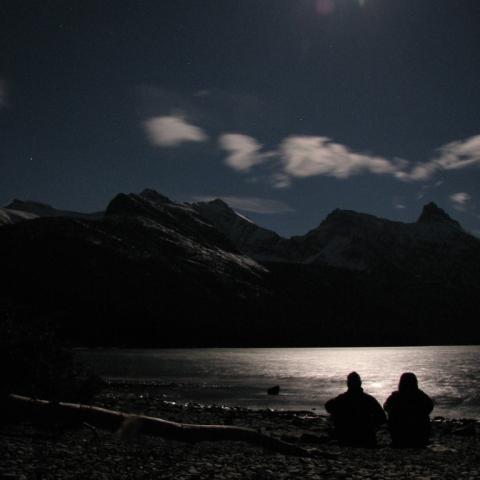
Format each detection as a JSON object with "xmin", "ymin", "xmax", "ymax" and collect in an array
[{"xmin": 1, "ymin": 0, "xmax": 480, "ymax": 237}]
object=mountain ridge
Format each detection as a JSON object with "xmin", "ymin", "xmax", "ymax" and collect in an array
[
  {"xmin": 2, "ymin": 192, "xmax": 471, "ymax": 240},
  {"xmin": 191, "ymin": 197, "xmax": 477, "ymax": 272},
  {"xmin": 1, "ymin": 188, "xmax": 479, "ymax": 347},
  {"xmin": 3, "ymin": 191, "xmax": 478, "ymax": 274}
]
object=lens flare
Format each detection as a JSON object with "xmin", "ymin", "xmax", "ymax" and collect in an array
[{"xmin": 315, "ymin": 0, "xmax": 335, "ymax": 16}]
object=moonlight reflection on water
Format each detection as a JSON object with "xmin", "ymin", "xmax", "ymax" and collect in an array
[{"xmin": 78, "ymin": 346, "xmax": 480, "ymax": 419}]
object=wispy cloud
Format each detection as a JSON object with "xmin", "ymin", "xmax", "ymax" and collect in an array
[
  {"xmin": 439, "ymin": 135, "xmax": 480, "ymax": 170},
  {"xmin": 416, "ymin": 179, "xmax": 444, "ymax": 200},
  {"xmin": 219, "ymin": 131, "xmax": 480, "ymax": 187},
  {"xmin": 392, "ymin": 195, "xmax": 407, "ymax": 210},
  {"xmin": 408, "ymin": 134, "xmax": 480, "ymax": 181},
  {"xmin": 194, "ymin": 195, "xmax": 293, "ymax": 214},
  {"xmin": 279, "ymin": 133, "xmax": 480, "ymax": 183},
  {"xmin": 450, "ymin": 192, "xmax": 472, "ymax": 211},
  {"xmin": 271, "ymin": 173, "xmax": 292, "ymax": 189},
  {"xmin": 144, "ymin": 115, "xmax": 207, "ymax": 147},
  {"xmin": 219, "ymin": 134, "xmax": 273, "ymax": 172},
  {"xmin": 279, "ymin": 136, "xmax": 405, "ymax": 180}
]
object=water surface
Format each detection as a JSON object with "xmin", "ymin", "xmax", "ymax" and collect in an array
[{"xmin": 77, "ymin": 346, "xmax": 480, "ymax": 419}]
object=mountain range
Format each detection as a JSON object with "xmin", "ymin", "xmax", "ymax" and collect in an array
[{"xmin": 1, "ymin": 189, "xmax": 479, "ymax": 347}]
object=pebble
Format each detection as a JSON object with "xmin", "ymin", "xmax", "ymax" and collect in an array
[{"xmin": 1, "ymin": 385, "xmax": 478, "ymax": 480}]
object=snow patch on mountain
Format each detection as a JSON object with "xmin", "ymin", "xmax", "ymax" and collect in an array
[{"xmin": 0, "ymin": 207, "xmax": 38, "ymax": 225}]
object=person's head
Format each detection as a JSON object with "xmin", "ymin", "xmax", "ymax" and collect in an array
[
  {"xmin": 398, "ymin": 372, "xmax": 418, "ymax": 393},
  {"xmin": 347, "ymin": 371, "xmax": 362, "ymax": 390}
]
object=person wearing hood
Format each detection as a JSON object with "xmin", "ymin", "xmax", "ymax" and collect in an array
[
  {"xmin": 384, "ymin": 372, "xmax": 434, "ymax": 448},
  {"xmin": 325, "ymin": 372, "xmax": 386, "ymax": 447}
]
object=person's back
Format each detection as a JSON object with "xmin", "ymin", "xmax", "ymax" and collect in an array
[
  {"xmin": 384, "ymin": 372, "xmax": 434, "ymax": 448},
  {"xmin": 325, "ymin": 372, "xmax": 386, "ymax": 447}
]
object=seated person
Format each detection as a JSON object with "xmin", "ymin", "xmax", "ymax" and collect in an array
[
  {"xmin": 325, "ymin": 372, "xmax": 386, "ymax": 447},
  {"xmin": 384, "ymin": 372, "xmax": 434, "ymax": 448}
]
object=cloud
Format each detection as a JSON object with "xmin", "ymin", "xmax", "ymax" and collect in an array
[
  {"xmin": 271, "ymin": 173, "xmax": 292, "ymax": 189},
  {"xmin": 194, "ymin": 195, "xmax": 293, "ymax": 214},
  {"xmin": 439, "ymin": 135, "xmax": 480, "ymax": 170},
  {"xmin": 450, "ymin": 192, "xmax": 471, "ymax": 211},
  {"xmin": 408, "ymin": 134, "xmax": 480, "ymax": 180},
  {"xmin": 219, "ymin": 134, "xmax": 273, "ymax": 172},
  {"xmin": 140, "ymin": 85, "xmax": 480, "ymax": 186},
  {"xmin": 392, "ymin": 195, "xmax": 407, "ymax": 210},
  {"xmin": 144, "ymin": 115, "xmax": 207, "ymax": 147},
  {"xmin": 405, "ymin": 164, "xmax": 438, "ymax": 182},
  {"xmin": 219, "ymin": 131, "xmax": 480, "ymax": 187},
  {"xmin": 279, "ymin": 136, "xmax": 405, "ymax": 180},
  {"xmin": 415, "ymin": 179, "xmax": 444, "ymax": 200}
]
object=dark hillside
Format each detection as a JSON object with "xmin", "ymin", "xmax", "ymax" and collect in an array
[{"xmin": 1, "ymin": 191, "xmax": 479, "ymax": 347}]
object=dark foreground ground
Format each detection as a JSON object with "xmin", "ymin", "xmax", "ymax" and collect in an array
[{"xmin": 1, "ymin": 384, "xmax": 479, "ymax": 480}]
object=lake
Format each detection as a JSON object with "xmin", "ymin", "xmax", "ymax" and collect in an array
[{"xmin": 77, "ymin": 346, "xmax": 480, "ymax": 419}]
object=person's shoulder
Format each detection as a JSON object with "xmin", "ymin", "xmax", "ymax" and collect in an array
[
  {"xmin": 418, "ymin": 389, "xmax": 434, "ymax": 403},
  {"xmin": 326, "ymin": 391, "xmax": 348, "ymax": 405},
  {"xmin": 329, "ymin": 391, "xmax": 348, "ymax": 402},
  {"xmin": 386, "ymin": 390, "xmax": 400, "ymax": 399},
  {"xmin": 362, "ymin": 391, "xmax": 382, "ymax": 404},
  {"xmin": 383, "ymin": 390, "xmax": 399, "ymax": 405},
  {"xmin": 325, "ymin": 392, "xmax": 347, "ymax": 412}
]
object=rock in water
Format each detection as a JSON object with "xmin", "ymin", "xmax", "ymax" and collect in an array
[{"xmin": 267, "ymin": 385, "xmax": 280, "ymax": 395}]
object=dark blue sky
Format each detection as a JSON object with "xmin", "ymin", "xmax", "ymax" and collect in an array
[{"xmin": 1, "ymin": 0, "xmax": 479, "ymax": 236}]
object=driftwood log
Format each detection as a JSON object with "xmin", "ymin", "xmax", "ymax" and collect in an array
[{"xmin": 5, "ymin": 394, "xmax": 331, "ymax": 457}]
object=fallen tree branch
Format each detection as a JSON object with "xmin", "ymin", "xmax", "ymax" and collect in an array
[{"xmin": 5, "ymin": 394, "xmax": 333, "ymax": 457}]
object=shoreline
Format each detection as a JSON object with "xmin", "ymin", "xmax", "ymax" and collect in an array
[
  {"xmin": 75, "ymin": 345, "xmax": 480, "ymax": 422},
  {"xmin": 103, "ymin": 380, "xmax": 480, "ymax": 420},
  {"xmin": 2, "ymin": 384, "xmax": 479, "ymax": 479},
  {"xmin": 98, "ymin": 379, "xmax": 480, "ymax": 424}
]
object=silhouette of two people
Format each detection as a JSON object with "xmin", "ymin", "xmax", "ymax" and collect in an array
[
  {"xmin": 384, "ymin": 372, "xmax": 434, "ymax": 448},
  {"xmin": 325, "ymin": 371, "xmax": 433, "ymax": 448},
  {"xmin": 325, "ymin": 372, "xmax": 386, "ymax": 447}
]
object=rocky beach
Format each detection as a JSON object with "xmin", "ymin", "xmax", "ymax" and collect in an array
[{"xmin": 1, "ymin": 384, "xmax": 479, "ymax": 480}]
